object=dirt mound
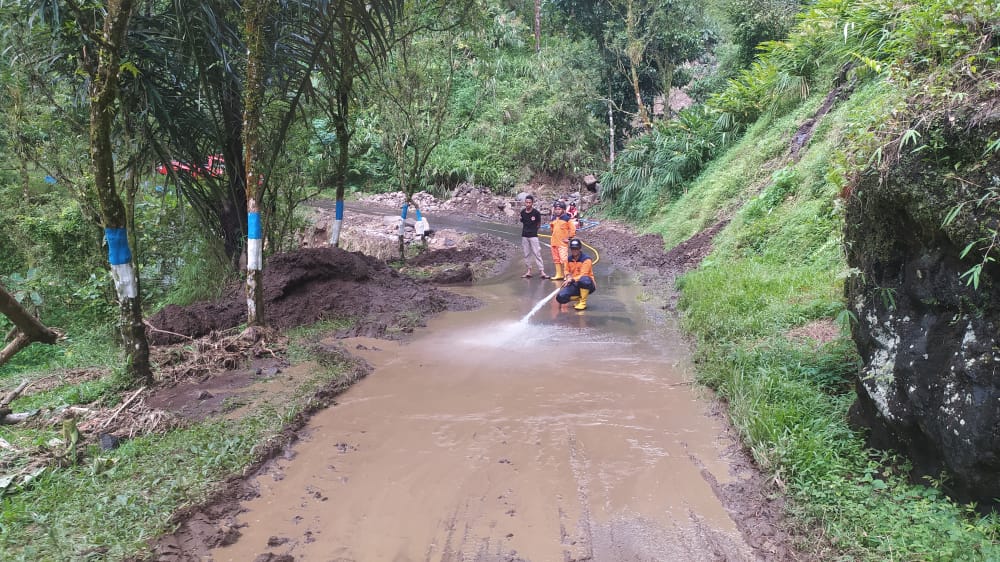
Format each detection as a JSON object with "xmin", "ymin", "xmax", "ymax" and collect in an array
[
  {"xmin": 579, "ymin": 219, "xmax": 727, "ymax": 315},
  {"xmin": 407, "ymin": 232, "xmax": 505, "ymax": 267},
  {"xmin": 580, "ymin": 219, "xmax": 727, "ymax": 274},
  {"xmin": 148, "ymin": 247, "xmax": 480, "ymax": 345}
]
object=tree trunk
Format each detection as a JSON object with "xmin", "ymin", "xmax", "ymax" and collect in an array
[
  {"xmin": 397, "ymin": 199, "xmax": 408, "ymax": 262},
  {"xmin": 243, "ymin": 0, "xmax": 270, "ymax": 328},
  {"xmin": 654, "ymin": 54, "xmax": 675, "ymax": 118},
  {"xmin": 7, "ymin": 81, "xmax": 32, "ymax": 204},
  {"xmin": 221, "ymin": 83, "xmax": 249, "ymax": 268},
  {"xmin": 608, "ymin": 95, "xmax": 616, "ymax": 168},
  {"xmin": 330, "ymin": 73, "xmax": 354, "ymax": 248},
  {"xmin": 0, "ymin": 283, "xmax": 58, "ymax": 368},
  {"xmin": 629, "ymin": 62, "xmax": 650, "ymax": 130},
  {"xmin": 87, "ymin": 0, "xmax": 152, "ymax": 386},
  {"xmin": 534, "ymin": 0, "xmax": 541, "ymax": 53},
  {"xmin": 19, "ymin": 156, "xmax": 30, "ymax": 205}
]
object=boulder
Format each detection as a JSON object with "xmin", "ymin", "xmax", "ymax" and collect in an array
[{"xmin": 844, "ymin": 106, "xmax": 1000, "ymax": 507}]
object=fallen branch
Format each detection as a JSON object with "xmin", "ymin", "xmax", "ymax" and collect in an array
[
  {"xmin": 99, "ymin": 387, "xmax": 146, "ymax": 430},
  {"xmin": 0, "ymin": 379, "xmax": 31, "ymax": 422},
  {"xmin": 0, "ymin": 283, "xmax": 59, "ymax": 369},
  {"xmin": 144, "ymin": 321, "xmax": 194, "ymax": 342},
  {"xmin": 1, "ymin": 380, "xmax": 30, "ymax": 409},
  {"xmin": 1, "ymin": 412, "xmax": 36, "ymax": 424}
]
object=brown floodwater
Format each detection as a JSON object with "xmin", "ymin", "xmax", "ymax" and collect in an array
[{"xmin": 211, "ymin": 260, "xmax": 758, "ymax": 561}]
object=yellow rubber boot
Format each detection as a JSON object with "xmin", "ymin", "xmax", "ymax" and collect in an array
[
  {"xmin": 574, "ymin": 288, "xmax": 589, "ymax": 310},
  {"xmin": 552, "ymin": 263, "xmax": 564, "ymax": 281}
]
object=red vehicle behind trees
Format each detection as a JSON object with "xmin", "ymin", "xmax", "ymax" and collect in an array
[{"xmin": 155, "ymin": 154, "xmax": 226, "ymax": 178}]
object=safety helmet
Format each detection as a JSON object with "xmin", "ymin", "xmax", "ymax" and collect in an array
[
  {"xmin": 569, "ymin": 239, "xmax": 582, "ymax": 250},
  {"xmin": 553, "ymin": 201, "xmax": 566, "ymax": 209}
]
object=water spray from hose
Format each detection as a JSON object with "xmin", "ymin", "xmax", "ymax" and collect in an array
[{"xmin": 519, "ymin": 286, "xmax": 562, "ymax": 324}]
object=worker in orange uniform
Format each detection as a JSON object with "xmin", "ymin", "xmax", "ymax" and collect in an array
[
  {"xmin": 548, "ymin": 201, "xmax": 576, "ymax": 281},
  {"xmin": 556, "ymin": 238, "xmax": 596, "ymax": 310}
]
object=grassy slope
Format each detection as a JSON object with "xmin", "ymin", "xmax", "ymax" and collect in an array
[{"xmin": 645, "ymin": 84, "xmax": 1000, "ymax": 560}]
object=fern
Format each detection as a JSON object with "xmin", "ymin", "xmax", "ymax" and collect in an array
[{"xmin": 601, "ymin": 105, "xmax": 737, "ymax": 217}]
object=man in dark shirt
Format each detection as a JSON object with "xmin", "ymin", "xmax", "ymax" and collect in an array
[{"xmin": 519, "ymin": 195, "xmax": 549, "ymax": 278}]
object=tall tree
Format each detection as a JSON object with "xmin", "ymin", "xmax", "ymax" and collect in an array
[
  {"xmin": 242, "ymin": 0, "xmax": 270, "ymax": 328},
  {"xmin": 604, "ymin": 0, "xmax": 654, "ymax": 130},
  {"xmin": 122, "ymin": 0, "xmax": 253, "ymax": 268},
  {"xmin": 376, "ymin": 26, "xmax": 463, "ymax": 259},
  {"xmin": 70, "ymin": 0, "xmax": 153, "ymax": 384},
  {"xmin": 647, "ymin": 0, "xmax": 708, "ymax": 106},
  {"xmin": 534, "ymin": 0, "xmax": 542, "ymax": 52},
  {"xmin": 309, "ymin": 0, "xmax": 402, "ymax": 248},
  {"xmin": 4, "ymin": 78, "xmax": 32, "ymax": 204},
  {"xmin": 302, "ymin": 0, "xmax": 406, "ymax": 246}
]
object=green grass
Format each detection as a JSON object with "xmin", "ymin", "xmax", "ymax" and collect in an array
[
  {"xmin": 644, "ymin": 103, "xmax": 804, "ymax": 247},
  {"xmin": 651, "ymin": 76, "xmax": 1000, "ymax": 560},
  {"xmin": 0, "ymin": 319, "xmax": 357, "ymax": 561},
  {"xmin": 10, "ymin": 376, "xmax": 122, "ymax": 413},
  {"xmin": 0, "ymin": 416, "xmax": 269, "ymax": 560},
  {"xmin": 0, "ymin": 325, "xmax": 120, "ymax": 382}
]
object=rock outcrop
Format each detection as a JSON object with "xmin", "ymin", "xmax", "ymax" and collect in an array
[{"xmin": 845, "ymin": 105, "xmax": 1000, "ymax": 507}]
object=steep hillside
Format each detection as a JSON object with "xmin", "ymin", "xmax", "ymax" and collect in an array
[{"xmin": 624, "ymin": 1, "xmax": 1000, "ymax": 559}]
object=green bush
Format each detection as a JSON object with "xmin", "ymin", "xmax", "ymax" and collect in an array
[{"xmin": 600, "ymin": 105, "xmax": 737, "ymax": 218}]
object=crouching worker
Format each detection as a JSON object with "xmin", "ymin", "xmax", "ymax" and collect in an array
[{"xmin": 556, "ymin": 239, "xmax": 597, "ymax": 310}]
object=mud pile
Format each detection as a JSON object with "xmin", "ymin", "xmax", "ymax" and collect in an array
[{"xmin": 147, "ymin": 247, "xmax": 480, "ymax": 345}]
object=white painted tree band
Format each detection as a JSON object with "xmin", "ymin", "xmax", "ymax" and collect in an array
[
  {"xmin": 247, "ymin": 238, "xmax": 263, "ymax": 270},
  {"xmin": 110, "ymin": 263, "xmax": 137, "ymax": 299},
  {"xmin": 330, "ymin": 219, "xmax": 343, "ymax": 246},
  {"xmin": 329, "ymin": 199, "xmax": 344, "ymax": 246},
  {"xmin": 416, "ymin": 218, "xmax": 429, "ymax": 236}
]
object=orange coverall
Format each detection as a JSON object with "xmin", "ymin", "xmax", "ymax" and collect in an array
[{"xmin": 549, "ymin": 213, "xmax": 577, "ymax": 265}]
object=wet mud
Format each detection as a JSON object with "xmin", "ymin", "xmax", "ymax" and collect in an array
[
  {"xmin": 197, "ymin": 260, "xmax": 762, "ymax": 561},
  {"xmin": 150, "ymin": 211, "xmax": 806, "ymax": 561}
]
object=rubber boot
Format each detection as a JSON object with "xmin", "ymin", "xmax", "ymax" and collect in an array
[
  {"xmin": 574, "ymin": 288, "xmax": 589, "ymax": 310},
  {"xmin": 552, "ymin": 263, "xmax": 564, "ymax": 281}
]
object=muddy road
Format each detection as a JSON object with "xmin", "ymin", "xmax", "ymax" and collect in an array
[{"xmin": 209, "ymin": 226, "xmax": 761, "ymax": 562}]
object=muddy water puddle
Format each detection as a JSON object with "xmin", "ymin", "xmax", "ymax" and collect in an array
[{"xmin": 212, "ymin": 269, "xmax": 757, "ymax": 561}]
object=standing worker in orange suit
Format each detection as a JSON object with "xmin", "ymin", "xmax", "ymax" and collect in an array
[
  {"xmin": 556, "ymin": 239, "xmax": 596, "ymax": 310},
  {"xmin": 549, "ymin": 201, "xmax": 576, "ymax": 281}
]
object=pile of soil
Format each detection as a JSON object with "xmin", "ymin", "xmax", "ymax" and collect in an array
[
  {"xmin": 148, "ymin": 247, "xmax": 481, "ymax": 345},
  {"xmin": 403, "ymin": 232, "xmax": 511, "ymax": 284},
  {"xmin": 580, "ymin": 218, "xmax": 730, "ymax": 313}
]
